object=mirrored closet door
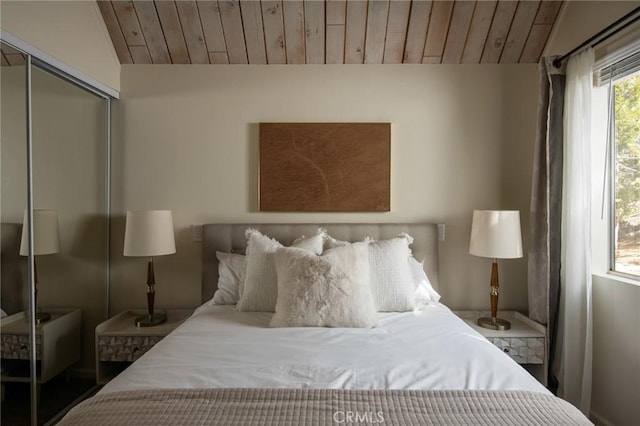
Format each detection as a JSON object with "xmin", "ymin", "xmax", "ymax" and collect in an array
[
  {"xmin": 1, "ymin": 41, "xmax": 33, "ymax": 421},
  {"xmin": 1, "ymin": 39, "xmax": 111, "ymax": 425}
]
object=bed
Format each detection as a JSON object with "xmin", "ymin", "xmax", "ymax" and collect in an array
[{"xmin": 60, "ymin": 223, "xmax": 590, "ymax": 425}]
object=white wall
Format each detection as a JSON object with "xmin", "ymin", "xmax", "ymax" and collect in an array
[
  {"xmin": 591, "ymin": 276, "xmax": 640, "ymax": 425},
  {"xmin": 111, "ymin": 64, "xmax": 538, "ymax": 315},
  {"xmin": 1, "ymin": 67, "xmax": 28, "ymax": 222},
  {"xmin": 1, "ymin": 66, "xmax": 28, "ymax": 316},
  {"xmin": 545, "ymin": 1, "xmax": 640, "ymax": 57},
  {"xmin": 0, "ymin": 0, "xmax": 120, "ymax": 92}
]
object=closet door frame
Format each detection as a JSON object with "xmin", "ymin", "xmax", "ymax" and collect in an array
[{"xmin": 0, "ymin": 32, "xmax": 114, "ymax": 426}]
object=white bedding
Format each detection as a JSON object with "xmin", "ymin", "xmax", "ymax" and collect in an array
[{"xmin": 100, "ymin": 303, "xmax": 549, "ymax": 395}]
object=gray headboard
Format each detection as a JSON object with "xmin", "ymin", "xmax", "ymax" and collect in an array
[{"xmin": 201, "ymin": 223, "xmax": 439, "ymax": 304}]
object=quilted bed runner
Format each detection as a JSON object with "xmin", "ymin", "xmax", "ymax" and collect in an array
[{"xmin": 58, "ymin": 388, "xmax": 592, "ymax": 425}]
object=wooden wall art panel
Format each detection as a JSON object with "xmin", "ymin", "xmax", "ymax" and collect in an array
[{"xmin": 259, "ymin": 123, "xmax": 391, "ymax": 212}]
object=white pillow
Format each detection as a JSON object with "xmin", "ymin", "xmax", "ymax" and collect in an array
[
  {"xmin": 324, "ymin": 235, "xmax": 372, "ymax": 250},
  {"xmin": 323, "ymin": 233, "xmax": 417, "ymax": 312},
  {"xmin": 409, "ymin": 256, "xmax": 441, "ymax": 307},
  {"xmin": 324, "ymin": 235, "xmax": 349, "ymax": 249},
  {"xmin": 366, "ymin": 234, "xmax": 416, "ymax": 312},
  {"xmin": 212, "ymin": 252, "xmax": 245, "ymax": 305},
  {"xmin": 237, "ymin": 228, "xmax": 326, "ymax": 312},
  {"xmin": 270, "ymin": 243, "xmax": 377, "ymax": 328}
]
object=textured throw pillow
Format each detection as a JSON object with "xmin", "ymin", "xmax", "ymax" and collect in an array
[
  {"xmin": 366, "ymin": 234, "xmax": 416, "ymax": 312},
  {"xmin": 324, "ymin": 236, "xmax": 349, "ymax": 250},
  {"xmin": 212, "ymin": 252, "xmax": 245, "ymax": 305},
  {"xmin": 324, "ymin": 235, "xmax": 372, "ymax": 250},
  {"xmin": 409, "ymin": 256, "xmax": 441, "ymax": 308},
  {"xmin": 323, "ymin": 233, "xmax": 417, "ymax": 312},
  {"xmin": 270, "ymin": 243, "xmax": 377, "ymax": 328},
  {"xmin": 237, "ymin": 228, "xmax": 326, "ymax": 312}
]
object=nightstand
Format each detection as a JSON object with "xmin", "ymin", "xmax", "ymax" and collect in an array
[
  {"xmin": 455, "ymin": 310, "xmax": 547, "ymax": 386},
  {"xmin": 95, "ymin": 309, "xmax": 192, "ymax": 384},
  {"xmin": 0, "ymin": 309, "xmax": 81, "ymax": 384}
]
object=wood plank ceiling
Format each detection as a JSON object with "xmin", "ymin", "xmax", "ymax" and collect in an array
[
  {"xmin": 99, "ymin": 0, "xmax": 562, "ymax": 65},
  {"xmin": 1, "ymin": 0, "xmax": 558, "ymax": 67},
  {"xmin": 0, "ymin": 43, "xmax": 26, "ymax": 66}
]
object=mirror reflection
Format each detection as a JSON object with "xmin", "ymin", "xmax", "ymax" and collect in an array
[
  {"xmin": 1, "ymin": 40, "xmax": 32, "ymax": 424},
  {"xmin": 1, "ymin": 42, "xmax": 109, "ymax": 425}
]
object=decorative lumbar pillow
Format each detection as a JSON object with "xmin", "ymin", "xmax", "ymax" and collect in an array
[
  {"xmin": 366, "ymin": 234, "xmax": 416, "ymax": 312},
  {"xmin": 237, "ymin": 228, "xmax": 326, "ymax": 312},
  {"xmin": 409, "ymin": 256, "xmax": 441, "ymax": 308},
  {"xmin": 212, "ymin": 252, "xmax": 245, "ymax": 305},
  {"xmin": 270, "ymin": 243, "xmax": 377, "ymax": 328}
]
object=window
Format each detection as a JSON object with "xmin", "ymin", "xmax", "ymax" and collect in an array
[
  {"xmin": 600, "ymin": 53, "xmax": 640, "ymax": 278},
  {"xmin": 611, "ymin": 73, "xmax": 640, "ymax": 277}
]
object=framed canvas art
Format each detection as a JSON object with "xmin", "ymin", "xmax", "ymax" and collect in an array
[{"xmin": 259, "ymin": 123, "xmax": 390, "ymax": 212}]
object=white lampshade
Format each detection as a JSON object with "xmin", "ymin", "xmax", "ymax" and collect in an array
[
  {"xmin": 469, "ymin": 210, "xmax": 523, "ymax": 259},
  {"xmin": 20, "ymin": 210, "xmax": 60, "ymax": 256},
  {"xmin": 123, "ymin": 210, "xmax": 176, "ymax": 257}
]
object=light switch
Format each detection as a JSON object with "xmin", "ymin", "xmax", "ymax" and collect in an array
[
  {"xmin": 192, "ymin": 224, "xmax": 203, "ymax": 242},
  {"xmin": 437, "ymin": 224, "xmax": 445, "ymax": 241}
]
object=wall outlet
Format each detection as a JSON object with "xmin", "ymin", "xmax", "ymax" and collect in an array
[
  {"xmin": 192, "ymin": 224, "xmax": 203, "ymax": 242},
  {"xmin": 437, "ymin": 224, "xmax": 445, "ymax": 241}
]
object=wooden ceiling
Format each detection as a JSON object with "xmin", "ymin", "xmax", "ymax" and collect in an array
[
  {"xmin": 1, "ymin": 43, "xmax": 26, "ymax": 66},
  {"xmin": 0, "ymin": 0, "xmax": 535, "ymax": 67},
  {"xmin": 98, "ymin": 0, "xmax": 562, "ymax": 65}
]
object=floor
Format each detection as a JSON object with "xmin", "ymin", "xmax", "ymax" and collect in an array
[{"xmin": 1, "ymin": 376, "xmax": 97, "ymax": 425}]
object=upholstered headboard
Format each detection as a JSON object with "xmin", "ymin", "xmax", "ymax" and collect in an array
[{"xmin": 201, "ymin": 223, "xmax": 439, "ymax": 304}]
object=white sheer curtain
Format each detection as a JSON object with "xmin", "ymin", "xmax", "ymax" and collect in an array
[{"xmin": 556, "ymin": 48, "xmax": 594, "ymax": 415}]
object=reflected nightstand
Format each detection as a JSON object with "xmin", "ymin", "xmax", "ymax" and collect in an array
[{"xmin": 1, "ymin": 309, "xmax": 81, "ymax": 384}]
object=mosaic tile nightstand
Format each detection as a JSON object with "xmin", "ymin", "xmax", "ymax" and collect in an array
[
  {"xmin": 1, "ymin": 309, "xmax": 81, "ymax": 384},
  {"xmin": 95, "ymin": 309, "xmax": 192, "ymax": 384},
  {"xmin": 454, "ymin": 310, "xmax": 547, "ymax": 386}
]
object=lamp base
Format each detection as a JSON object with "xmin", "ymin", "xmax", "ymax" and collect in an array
[
  {"xmin": 35, "ymin": 312, "xmax": 51, "ymax": 324},
  {"xmin": 135, "ymin": 312, "xmax": 167, "ymax": 327},
  {"xmin": 477, "ymin": 316, "xmax": 511, "ymax": 331}
]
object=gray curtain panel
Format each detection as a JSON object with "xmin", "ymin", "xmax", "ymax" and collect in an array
[{"xmin": 527, "ymin": 57, "xmax": 566, "ymax": 392}]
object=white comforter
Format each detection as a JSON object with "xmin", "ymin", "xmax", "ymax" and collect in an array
[{"xmin": 100, "ymin": 303, "xmax": 549, "ymax": 395}]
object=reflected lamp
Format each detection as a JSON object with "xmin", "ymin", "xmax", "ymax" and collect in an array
[{"xmin": 20, "ymin": 209, "xmax": 60, "ymax": 324}]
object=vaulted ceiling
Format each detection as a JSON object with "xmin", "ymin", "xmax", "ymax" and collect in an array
[{"xmin": 96, "ymin": 0, "xmax": 562, "ymax": 66}]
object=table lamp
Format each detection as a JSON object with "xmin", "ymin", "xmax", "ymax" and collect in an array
[
  {"xmin": 469, "ymin": 210, "xmax": 523, "ymax": 331},
  {"xmin": 19, "ymin": 210, "xmax": 60, "ymax": 324},
  {"xmin": 123, "ymin": 210, "xmax": 176, "ymax": 327}
]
